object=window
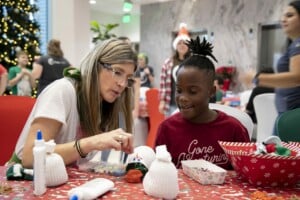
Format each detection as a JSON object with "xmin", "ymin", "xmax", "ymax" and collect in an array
[{"xmin": 35, "ymin": 0, "xmax": 51, "ymax": 54}]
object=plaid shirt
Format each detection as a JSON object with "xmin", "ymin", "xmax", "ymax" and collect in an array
[{"xmin": 159, "ymin": 58, "xmax": 174, "ymax": 113}]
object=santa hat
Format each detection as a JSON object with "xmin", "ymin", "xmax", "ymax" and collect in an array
[{"xmin": 172, "ymin": 22, "xmax": 190, "ymax": 50}]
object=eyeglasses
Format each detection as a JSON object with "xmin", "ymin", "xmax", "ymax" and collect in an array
[{"xmin": 101, "ymin": 63, "xmax": 136, "ymax": 88}]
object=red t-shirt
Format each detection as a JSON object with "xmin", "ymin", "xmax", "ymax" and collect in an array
[{"xmin": 155, "ymin": 111, "xmax": 250, "ymax": 169}]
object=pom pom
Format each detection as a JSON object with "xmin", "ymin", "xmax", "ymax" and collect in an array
[
  {"xmin": 265, "ymin": 144, "xmax": 276, "ymax": 153},
  {"xmin": 124, "ymin": 169, "xmax": 144, "ymax": 183}
]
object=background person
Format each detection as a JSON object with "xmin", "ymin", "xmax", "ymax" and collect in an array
[
  {"xmin": 132, "ymin": 53, "xmax": 155, "ymax": 146},
  {"xmin": 209, "ymin": 74, "xmax": 224, "ymax": 103},
  {"xmin": 155, "ymin": 36, "xmax": 250, "ymax": 169},
  {"xmin": 32, "ymin": 39, "xmax": 71, "ymax": 96},
  {"xmin": 159, "ymin": 23, "xmax": 191, "ymax": 116},
  {"xmin": 8, "ymin": 51, "xmax": 35, "ymax": 96},
  {"xmin": 245, "ymin": 68, "xmax": 274, "ymax": 123},
  {"xmin": 137, "ymin": 53, "xmax": 154, "ymax": 88},
  {"xmin": 244, "ymin": 0, "xmax": 300, "ymax": 134},
  {"xmin": 10, "ymin": 39, "xmax": 137, "ymax": 168}
]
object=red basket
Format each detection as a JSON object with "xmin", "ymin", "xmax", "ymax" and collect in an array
[{"xmin": 218, "ymin": 141, "xmax": 300, "ymax": 187}]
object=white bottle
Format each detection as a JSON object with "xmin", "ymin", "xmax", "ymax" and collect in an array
[
  {"xmin": 33, "ymin": 130, "xmax": 47, "ymax": 196},
  {"xmin": 68, "ymin": 178, "xmax": 115, "ymax": 200}
]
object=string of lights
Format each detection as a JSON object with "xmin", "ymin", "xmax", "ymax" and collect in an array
[{"xmin": 0, "ymin": 0, "xmax": 40, "ymax": 68}]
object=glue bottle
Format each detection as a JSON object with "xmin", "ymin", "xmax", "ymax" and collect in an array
[
  {"xmin": 68, "ymin": 178, "xmax": 115, "ymax": 200},
  {"xmin": 33, "ymin": 130, "xmax": 47, "ymax": 195}
]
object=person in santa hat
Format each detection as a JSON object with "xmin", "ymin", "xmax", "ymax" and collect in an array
[{"xmin": 159, "ymin": 23, "xmax": 191, "ymax": 116}]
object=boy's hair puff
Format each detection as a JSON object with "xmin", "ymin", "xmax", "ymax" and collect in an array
[{"xmin": 178, "ymin": 36, "xmax": 218, "ymax": 83}]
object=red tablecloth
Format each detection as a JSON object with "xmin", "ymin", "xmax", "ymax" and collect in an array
[{"xmin": 0, "ymin": 166, "xmax": 299, "ymax": 199}]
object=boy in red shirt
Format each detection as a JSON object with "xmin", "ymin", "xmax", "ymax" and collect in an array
[{"xmin": 155, "ymin": 37, "xmax": 250, "ymax": 169}]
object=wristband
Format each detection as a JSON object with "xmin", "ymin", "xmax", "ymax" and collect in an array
[{"xmin": 74, "ymin": 139, "xmax": 87, "ymax": 158}]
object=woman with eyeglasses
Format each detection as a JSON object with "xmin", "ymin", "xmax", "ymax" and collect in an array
[{"xmin": 9, "ymin": 39, "xmax": 137, "ymax": 168}]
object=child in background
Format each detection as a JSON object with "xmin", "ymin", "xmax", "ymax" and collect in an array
[
  {"xmin": 137, "ymin": 53, "xmax": 154, "ymax": 88},
  {"xmin": 210, "ymin": 75, "xmax": 224, "ymax": 103},
  {"xmin": 8, "ymin": 51, "xmax": 35, "ymax": 96},
  {"xmin": 155, "ymin": 36, "xmax": 250, "ymax": 170}
]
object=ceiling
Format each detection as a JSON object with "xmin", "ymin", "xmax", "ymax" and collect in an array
[{"xmin": 89, "ymin": 0, "xmax": 174, "ymax": 15}]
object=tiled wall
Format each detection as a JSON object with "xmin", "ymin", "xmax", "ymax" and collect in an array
[{"xmin": 139, "ymin": 0, "xmax": 289, "ymax": 90}]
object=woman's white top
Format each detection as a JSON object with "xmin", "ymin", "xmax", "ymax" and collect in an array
[{"xmin": 15, "ymin": 78, "xmax": 79, "ymax": 160}]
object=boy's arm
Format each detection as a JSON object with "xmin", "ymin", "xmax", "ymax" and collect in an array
[{"xmin": 8, "ymin": 68, "xmax": 23, "ymax": 87}]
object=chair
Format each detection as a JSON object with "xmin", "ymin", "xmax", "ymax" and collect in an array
[
  {"xmin": 133, "ymin": 87, "xmax": 150, "ymax": 147},
  {"xmin": 253, "ymin": 93, "xmax": 277, "ymax": 143},
  {"xmin": 145, "ymin": 88, "xmax": 165, "ymax": 148},
  {"xmin": 208, "ymin": 103, "xmax": 254, "ymax": 139},
  {"xmin": 239, "ymin": 89, "xmax": 252, "ymax": 109},
  {"xmin": 0, "ymin": 95, "xmax": 36, "ymax": 165},
  {"xmin": 276, "ymin": 108, "xmax": 300, "ymax": 142},
  {"xmin": 172, "ymin": 103, "xmax": 254, "ymax": 139}
]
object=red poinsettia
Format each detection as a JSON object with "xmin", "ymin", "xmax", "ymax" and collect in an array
[
  {"xmin": 216, "ymin": 66, "xmax": 236, "ymax": 91},
  {"xmin": 216, "ymin": 66, "xmax": 236, "ymax": 80}
]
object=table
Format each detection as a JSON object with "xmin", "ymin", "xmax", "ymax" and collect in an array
[{"xmin": 0, "ymin": 166, "xmax": 299, "ymax": 199}]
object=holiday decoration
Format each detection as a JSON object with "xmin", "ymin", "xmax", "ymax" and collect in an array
[
  {"xmin": 172, "ymin": 22, "xmax": 190, "ymax": 50},
  {"xmin": 124, "ymin": 146, "xmax": 156, "ymax": 183},
  {"xmin": 0, "ymin": 0, "xmax": 40, "ymax": 68},
  {"xmin": 216, "ymin": 66, "xmax": 236, "ymax": 91},
  {"xmin": 219, "ymin": 140, "xmax": 300, "ymax": 187}
]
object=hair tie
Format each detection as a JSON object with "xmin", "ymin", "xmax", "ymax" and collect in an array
[{"xmin": 63, "ymin": 67, "xmax": 81, "ymax": 81}]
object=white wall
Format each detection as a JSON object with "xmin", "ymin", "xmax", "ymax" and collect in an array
[
  {"xmin": 50, "ymin": 0, "xmax": 90, "ymax": 66},
  {"xmin": 50, "ymin": 1, "xmax": 140, "ymax": 65},
  {"xmin": 90, "ymin": 10, "xmax": 140, "ymax": 43},
  {"xmin": 139, "ymin": 0, "xmax": 290, "ymax": 90}
]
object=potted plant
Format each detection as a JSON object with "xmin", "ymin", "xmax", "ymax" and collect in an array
[{"xmin": 90, "ymin": 20, "xmax": 119, "ymax": 44}]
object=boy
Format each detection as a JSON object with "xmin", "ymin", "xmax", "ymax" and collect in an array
[
  {"xmin": 155, "ymin": 37, "xmax": 250, "ymax": 169},
  {"xmin": 8, "ymin": 51, "xmax": 35, "ymax": 96}
]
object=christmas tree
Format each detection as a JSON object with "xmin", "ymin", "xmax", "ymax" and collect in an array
[{"xmin": 0, "ymin": 0, "xmax": 40, "ymax": 69}]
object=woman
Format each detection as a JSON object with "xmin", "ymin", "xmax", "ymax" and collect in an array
[
  {"xmin": 11, "ymin": 39, "xmax": 137, "ymax": 168},
  {"xmin": 251, "ymin": 1, "xmax": 300, "ymax": 127},
  {"xmin": 32, "ymin": 39, "xmax": 71, "ymax": 96},
  {"xmin": 159, "ymin": 23, "xmax": 191, "ymax": 116}
]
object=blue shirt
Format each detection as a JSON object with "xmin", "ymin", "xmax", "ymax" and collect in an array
[{"xmin": 275, "ymin": 37, "xmax": 300, "ymax": 113}]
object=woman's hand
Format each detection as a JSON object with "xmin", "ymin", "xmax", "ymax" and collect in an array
[
  {"xmin": 239, "ymin": 69, "xmax": 256, "ymax": 87},
  {"xmin": 84, "ymin": 128, "xmax": 134, "ymax": 154}
]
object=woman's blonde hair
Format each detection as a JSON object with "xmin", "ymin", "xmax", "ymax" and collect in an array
[{"xmin": 77, "ymin": 38, "xmax": 137, "ymax": 137}]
